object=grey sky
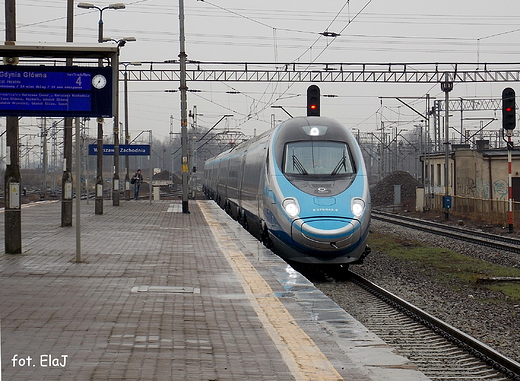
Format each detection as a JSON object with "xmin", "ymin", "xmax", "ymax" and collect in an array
[{"xmin": 2, "ymin": 0, "xmax": 520, "ymax": 141}]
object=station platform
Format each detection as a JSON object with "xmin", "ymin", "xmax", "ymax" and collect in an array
[{"xmin": 0, "ymin": 199, "xmax": 430, "ymax": 381}]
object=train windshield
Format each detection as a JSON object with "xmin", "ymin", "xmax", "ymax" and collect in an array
[{"xmin": 283, "ymin": 141, "xmax": 354, "ymax": 176}]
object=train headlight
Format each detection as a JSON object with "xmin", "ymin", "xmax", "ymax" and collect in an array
[
  {"xmin": 302, "ymin": 125, "xmax": 328, "ymax": 136},
  {"xmin": 351, "ymin": 198, "xmax": 365, "ymax": 218},
  {"xmin": 282, "ymin": 197, "xmax": 300, "ymax": 218}
]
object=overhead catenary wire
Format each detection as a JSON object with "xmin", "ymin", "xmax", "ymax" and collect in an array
[
  {"xmin": 190, "ymin": 1, "xmax": 375, "ymax": 121},
  {"xmin": 8, "ymin": 1, "xmax": 520, "ymax": 141}
]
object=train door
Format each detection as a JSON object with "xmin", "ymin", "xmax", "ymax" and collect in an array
[
  {"xmin": 256, "ymin": 146, "xmax": 267, "ymax": 217},
  {"xmin": 216, "ymin": 159, "xmax": 230, "ymax": 207},
  {"xmin": 238, "ymin": 150, "xmax": 247, "ymax": 209}
]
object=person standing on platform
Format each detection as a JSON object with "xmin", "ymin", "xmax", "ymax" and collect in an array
[{"xmin": 131, "ymin": 169, "xmax": 143, "ymax": 200}]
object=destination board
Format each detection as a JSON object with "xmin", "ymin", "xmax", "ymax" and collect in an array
[
  {"xmin": 0, "ymin": 66, "xmax": 113, "ymax": 117},
  {"xmin": 89, "ymin": 144, "xmax": 151, "ymax": 156}
]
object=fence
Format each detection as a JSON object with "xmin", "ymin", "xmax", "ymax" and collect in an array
[{"xmin": 430, "ymin": 194, "xmax": 519, "ymax": 226}]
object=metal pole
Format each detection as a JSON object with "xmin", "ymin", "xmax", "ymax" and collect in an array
[
  {"xmin": 444, "ymin": 90, "xmax": 449, "ymax": 219},
  {"xmin": 170, "ymin": 115, "xmax": 174, "ymax": 187},
  {"xmin": 0, "ymin": 319, "xmax": 2, "ymax": 381},
  {"xmin": 149, "ymin": 130, "xmax": 152, "ymax": 205},
  {"xmin": 112, "ymin": 47, "xmax": 120, "ymax": 206},
  {"xmin": 62, "ymin": 0, "xmax": 74, "ymax": 226},
  {"xmin": 78, "ymin": 3, "xmax": 126, "ymax": 211},
  {"xmin": 380, "ymin": 121, "xmax": 385, "ymax": 179},
  {"xmin": 179, "ymin": 0, "xmax": 189, "ymax": 213},
  {"xmin": 42, "ymin": 118, "xmax": 48, "ymax": 199},
  {"xmin": 507, "ymin": 130, "xmax": 514, "ymax": 232},
  {"xmin": 121, "ymin": 61, "xmax": 140, "ymax": 200},
  {"xmin": 4, "ymin": 0, "xmax": 21, "ymax": 254},
  {"xmin": 441, "ymin": 79, "xmax": 453, "ymax": 220},
  {"xmin": 95, "ymin": 10, "xmax": 105, "ymax": 214},
  {"xmin": 124, "ymin": 67, "xmax": 131, "ymax": 200},
  {"xmin": 85, "ymin": 121, "xmax": 90, "ymax": 204},
  {"xmin": 75, "ymin": 117, "xmax": 82, "ymax": 262},
  {"xmin": 434, "ymin": 100, "xmax": 440, "ymax": 152},
  {"xmin": 425, "ymin": 93, "xmax": 432, "ymax": 210}
]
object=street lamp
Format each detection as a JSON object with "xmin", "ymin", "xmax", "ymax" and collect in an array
[
  {"xmin": 77, "ymin": 2, "xmax": 126, "ymax": 214},
  {"xmin": 103, "ymin": 37, "xmax": 136, "ymax": 206},
  {"xmin": 78, "ymin": 3, "xmax": 126, "ymax": 44},
  {"xmin": 122, "ymin": 61, "xmax": 142, "ymax": 200},
  {"xmin": 102, "ymin": 36, "xmax": 136, "ymax": 45},
  {"xmin": 129, "ymin": 130, "xmax": 152, "ymax": 203}
]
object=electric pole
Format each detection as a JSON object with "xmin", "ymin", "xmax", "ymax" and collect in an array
[
  {"xmin": 441, "ymin": 79, "xmax": 453, "ymax": 220},
  {"xmin": 179, "ymin": 0, "xmax": 189, "ymax": 213},
  {"xmin": 4, "ymin": 0, "xmax": 22, "ymax": 254},
  {"xmin": 62, "ymin": 0, "xmax": 74, "ymax": 226}
]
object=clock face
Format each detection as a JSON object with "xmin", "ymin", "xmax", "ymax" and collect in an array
[{"xmin": 92, "ymin": 74, "xmax": 107, "ymax": 89}]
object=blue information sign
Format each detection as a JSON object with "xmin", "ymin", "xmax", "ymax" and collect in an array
[
  {"xmin": 0, "ymin": 65, "xmax": 112, "ymax": 117},
  {"xmin": 89, "ymin": 144, "xmax": 151, "ymax": 156}
]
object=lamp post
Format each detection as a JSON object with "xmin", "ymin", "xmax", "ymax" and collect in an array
[
  {"xmin": 78, "ymin": 3, "xmax": 125, "ymax": 44},
  {"xmin": 129, "ymin": 130, "xmax": 152, "ymax": 202},
  {"xmin": 103, "ymin": 37, "xmax": 136, "ymax": 206},
  {"xmin": 122, "ymin": 61, "xmax": 141, "ymax": 200},
  {"xmin": 78, "ymin": 2, "xmax": 125, "ymax": 214},
  {"xmin": 178, "ymin": 0, "xmax": 190, "ymax": 213}
]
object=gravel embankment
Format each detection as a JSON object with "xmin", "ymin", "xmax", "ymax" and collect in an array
[{"xmin": 317, "ymin": 219, "xmax": 520, "ymax": 363}]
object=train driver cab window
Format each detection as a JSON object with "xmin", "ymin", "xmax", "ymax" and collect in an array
[{"xmin": 283, "ymin": 141, "xmax": 354, "ymax": 176}]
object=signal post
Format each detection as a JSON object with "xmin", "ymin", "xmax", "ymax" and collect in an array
[{"xmin": 503, "ymin": 87, "xmax": 516, "ymax": 233}]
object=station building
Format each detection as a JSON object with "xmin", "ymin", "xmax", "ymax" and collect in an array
[{"xmin": 419, "ymin": 140, "xmax": 520, "ymax": 223}]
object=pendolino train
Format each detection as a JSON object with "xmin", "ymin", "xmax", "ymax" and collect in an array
[{"xmin": 203, "ymin": 91, "xmax": 370, "ymax": 266}]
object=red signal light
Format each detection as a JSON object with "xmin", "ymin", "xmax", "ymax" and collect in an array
[
  {"xmin": 502, "ymin": 87, "xmax": 516, "ymax": 130},
  {"xmin": 307, "ymin": 85, "xmax": 320, "ymax": 116}
]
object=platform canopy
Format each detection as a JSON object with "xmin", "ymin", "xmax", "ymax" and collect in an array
[{"xmin": 0, "ymin": 41, "xmax": 118, "ymax": 60}]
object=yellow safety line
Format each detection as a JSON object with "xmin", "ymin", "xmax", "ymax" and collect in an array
[{"xmin": 199, "ymin": 201, "xmax": 343, "ymax": 381}]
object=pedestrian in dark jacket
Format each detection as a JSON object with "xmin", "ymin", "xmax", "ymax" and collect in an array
[{"xmin": 132, "ymin": 169, "xmax": 143, "ymax": 200}]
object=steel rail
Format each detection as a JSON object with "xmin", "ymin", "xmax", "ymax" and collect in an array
[
  {"xmin": 348, "ymin": 270, "xmax": 520, "ymax": 380},
  {"xmin": 372, "ymin": 210, "xmax": 520, "ymax": 254}
]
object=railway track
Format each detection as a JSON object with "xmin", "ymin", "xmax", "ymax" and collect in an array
[
  {"xmin": 372, "ymin": 210, "xmax": 520, "ymax": 254},
  {"xmin": 320, "ymin": 270, "xmax": 520, "ymax": 381}
]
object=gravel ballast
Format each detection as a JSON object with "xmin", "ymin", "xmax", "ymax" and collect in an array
[{"xmin": 317, "ymin": 218, "xmax": 520, "ymax": 363}]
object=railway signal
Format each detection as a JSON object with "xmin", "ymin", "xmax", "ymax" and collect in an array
[
  {"xmin": 307, "ymin": 85, "xmax": 320, "ymax": 116},
  {"xmin": 502, "ymin": 87, "xmax": 516, "ymax": 130}
]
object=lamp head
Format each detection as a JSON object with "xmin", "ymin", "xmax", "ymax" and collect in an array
[
  {"xmin": 77, "ymin": 2, "xmax": 95, "ymax": 9},
  {"xmin": 108, "ymin": 3, "xmax": 126, "ymax": 9}
]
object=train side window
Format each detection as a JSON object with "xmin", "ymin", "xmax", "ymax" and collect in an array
[{"xmin": 266, "ymin": 149, "xmax": 270, "ymax": 175}]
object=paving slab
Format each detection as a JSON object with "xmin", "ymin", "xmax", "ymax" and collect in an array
[{"xmin": 0, "ymin": 199, "xmax": 430, "ymax": 380}]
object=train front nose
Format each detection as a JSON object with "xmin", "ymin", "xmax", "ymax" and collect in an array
[{"xmin": 291, "ymin": 218, "xmax": 361, "ymax": 252}]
